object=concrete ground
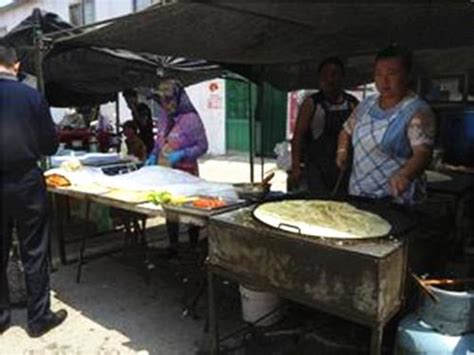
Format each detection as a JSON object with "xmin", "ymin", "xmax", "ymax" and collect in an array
[{"xmin": 0, "ymin": 154, "xmax": 290, "ymax": 355}]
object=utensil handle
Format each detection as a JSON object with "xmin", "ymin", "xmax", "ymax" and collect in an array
[
  {"xmin": 262, "ymin": 171, "xmax": 275, "ymax": 185},
  {"xmin": 411, "ymin": 273, "xmax": 439, "ymax": 303},
  {"xmin": 423, "ymin": 277, "xmax": 474, "ymax": 286},
  {"xmin": 277, "ymin": 223, "xmax": 301, "ymax": 234},
  {"xmin": 331, "ymin": 170, "xmax": 344, "ymax": 197}
]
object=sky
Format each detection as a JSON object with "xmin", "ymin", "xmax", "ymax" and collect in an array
[{"xmin": 0, "ymin": 0, "xmax": 12, "ymax": 7}]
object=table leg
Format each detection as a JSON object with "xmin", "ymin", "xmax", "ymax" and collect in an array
[
  {"xmin": 208, "ymin": 271, "xmax": 219, "ymax": 355},
  {"xmin": 370, "ymin": 325, "xmax": 383, "ymax": 355},
  {"xmin": 55, "ymin": 195, "xmax": 67, "ymax": 265},
  {"xmin": 134, "ymin": 216, "xmax": 153, "ymax": 285},
  {"xmin": 122, "ymin": 216, "xmax": 132, "ymax": 258},
  {"xmin": 76, "ymin": 200, "xmax": 91, "ymax": 283},
  {"xmin": 182, "ymin": 277, "xmax": 206, "ymax": 319},
  {"xmin": 454, "ymin": 194, "xmax": 470, "ymax": 256}
]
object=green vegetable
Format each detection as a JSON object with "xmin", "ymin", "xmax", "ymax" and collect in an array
[{"xmin": 148, "ymin": 191, "xmax": 172, "ymax": 205}]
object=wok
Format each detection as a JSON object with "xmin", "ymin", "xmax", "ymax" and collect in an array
[{"xmin": 233, "ymin": 182, "xmax": 270, "ymax": 201}]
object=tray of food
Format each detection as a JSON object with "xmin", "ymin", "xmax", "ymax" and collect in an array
[{"xmin": 163, "ymin": 195, "xmax": 248, "ymax": 217}]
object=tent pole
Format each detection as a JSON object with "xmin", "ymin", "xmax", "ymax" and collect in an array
[
  {"xmin": 33, "ymin": 8, "xmax": 47, "ymax": 169},
  {"xmin": 115, "ymin": 93, "xmax": 121, "ymax": 153},
  {"xmin": 33, "ymin": 9, "xmax": 45, "ymax": 95},
  {"xmin": 115, "ymin": 93, "xmax": 120, "ymax": 135},
  {"xmin": 248, "ymin": 80, "xmax": 254, "ymax": 183},
  {"xmin": 259, "ymin": 84, "xmax": 265, "ymax": 182}
]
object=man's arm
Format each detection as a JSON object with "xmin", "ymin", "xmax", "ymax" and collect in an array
[
  {"xmin": 389, "ymin": 145, "xmax": 432, "ymax": 197},
  {"xmin": 336, "ymin": 129, "xmax": 352, "ymax": 171},
  {"xmin": 389, "ymin": 109, "xmax": 436, "ymax": 197},
  {"xmin": 290, "ymin": 98, "xmax": 313, "ymax": 182},
  {"xmin": 336, "ymin": 106, "xmax": 358, "ymax": 170},
  {"xmin": 38, "ymin": 97, "xmax": 59, "ymax": 156}
]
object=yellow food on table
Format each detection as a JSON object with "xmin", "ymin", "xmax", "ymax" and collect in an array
[
  {"xmin": 60, "ymin": 159, "xmax": 82, "ymax": 171},
  {"xmin": 103, "ymin": 189, "xmax": 152, "ymax": 204},
  {"xmin": 169, "ymin": 195, "xmax": 192, "ymax": 205},
  {"xmin": 148, "ymin": 191, "xmax": 194, "ymax": 205}
]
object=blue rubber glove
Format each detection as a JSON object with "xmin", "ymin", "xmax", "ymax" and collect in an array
[
  {"xmin": 145, "ymin": 154, "xmax": 157, "ymax": 166},
  {"xmin": 167, "ymin": 150, "xmax": 186, "ymax": 166}
]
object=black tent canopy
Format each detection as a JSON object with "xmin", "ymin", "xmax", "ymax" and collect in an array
[
  {"xmin": 4, "ymin": 3, "xmax": 474, "ymax": 100},
  {"xmin": 57, "ymin": 1, "xmax": 474, "ymax": 90},
  {"xmin": 2, "ymin": 9, "xmax": 227, "ymax": 106}
]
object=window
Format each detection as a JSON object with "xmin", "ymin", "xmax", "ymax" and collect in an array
[
  {"xmin": 133, "ymin": 0, "xmax": 166, "ymax": 12},
  {"xmin": 133, "ymin": 0, "xmax": 152, "ymax": 12},
  {"xmin": 421, "ymin": 75, "xmax": 466, "ymax": 103},
  {"xmin": 468, "ymin": 71, "xmax": 474, "ymax": 102},
  {"xmin": 83, "ymin": 0, "xmax": 95, "ymax": 24},
  {"xmin": 69, "ymin": 0, "xmax": 95, "ymax": 26},
  {"xmin": 69, "ymin": 3, "xmax": 83, "ymax": 26}
]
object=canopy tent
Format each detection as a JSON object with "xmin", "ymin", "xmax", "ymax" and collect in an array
[
  {"xmin": 2, "ymin": 9, "xmax": 227, "ymax": 106},
  {"xmin": 56, "ymin": 1, "xmax": 474, "ymax": 91}
]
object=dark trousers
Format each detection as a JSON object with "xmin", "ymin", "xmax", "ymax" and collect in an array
[
  {"xmin": 0, "ymin": 166, "xmax": 51, "ymax": 328},
  {"xmin": 166, "ymin": 221, "xmax": 199, "ymax": 249}
]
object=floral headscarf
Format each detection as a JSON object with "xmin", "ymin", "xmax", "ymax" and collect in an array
[{"xmin": 150, "ymin": 79, "xmax": 197, "ymax": 119}]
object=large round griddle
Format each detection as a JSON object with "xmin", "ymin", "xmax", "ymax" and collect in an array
[{"xmin": 253, "ymin": 200, "xmax": 392, "ymax": 239}]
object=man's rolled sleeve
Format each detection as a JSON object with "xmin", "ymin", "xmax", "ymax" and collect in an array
[
  {"xmin": 343, "ymin": 105, "xmax": 359, "ymax": 135},
  {"xmin": 408, "ymin": 108, "xmax": 436, "ymax": 148}
]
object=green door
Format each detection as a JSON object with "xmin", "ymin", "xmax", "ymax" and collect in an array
[
  {"xmin": 225, "ymin": 80, "xmax": 287, "ymax": 156},
  {"xmin": 225, "ymin": 79, "xmax": 256, "ymax": 152},
  {"xmin": 259, "ymin": 82, "xmax": 288, "ymax": 156}
]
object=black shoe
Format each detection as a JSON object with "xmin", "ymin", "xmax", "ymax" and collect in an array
[{"xmin": 27, "ymin": 309, "xmax": 67, "ymax": 338}]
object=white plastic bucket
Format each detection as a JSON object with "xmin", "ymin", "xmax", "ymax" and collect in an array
[{"xmin": 239, "ymin": 285, "xmax": 282, "ymax": 327}]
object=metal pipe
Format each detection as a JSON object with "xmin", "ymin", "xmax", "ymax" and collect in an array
[
  {"xmin": 115, "ymin": 93, "xmax": 121, "ymax": 135},
  {"xmin": 248, "ymin": 80, "xmax": 254, "ymax": 183},
  {"xmin": 32, "ymin": 8, "xmax": 48, "ymax": 170},
  {"xmin": 259, "ymin": 83, "xmax": 265, "ymax": 181},
  {"xmin": 44, "ymin": 6, "xmax": 150, "ymax": 41},
  {"xmin": 207, "ymin": 271, "xmax": 219, "ymax": 355},
  {"xmin": 32, "ymin": 9, "xmax": 45, "ymax": 95}
]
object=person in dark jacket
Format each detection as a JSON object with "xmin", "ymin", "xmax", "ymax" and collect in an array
[
  {"xmin": 135, "ymin": 103, "xmax": 155, "ymax": 155},
  {"xmin": 0, "ymin": 44, "xmax": 67, "ymax": 337}
]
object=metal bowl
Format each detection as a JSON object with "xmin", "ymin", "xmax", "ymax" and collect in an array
[
  {"xmin": 418, "ymin": 282, "xmax": 474, "ymax": 335},
  {"xmin": 233, "ymin": 183, "xmax": 270, "ymax": 201}
]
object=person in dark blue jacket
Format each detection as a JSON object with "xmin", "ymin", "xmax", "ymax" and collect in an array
[{"xmin": 0, "ymin": 44, "xmax": 67, "ymax": 337}]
